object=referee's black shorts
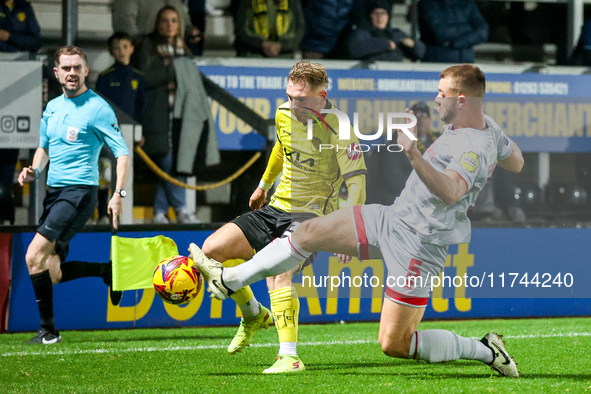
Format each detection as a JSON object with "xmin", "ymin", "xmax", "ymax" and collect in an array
[
  {"xmin": 37, "ymin": 185, "xmax": 98, "ymax": 262},
  {"xmin": 231, "ymin": 205, "xmax": 318, "ymax": 272}
]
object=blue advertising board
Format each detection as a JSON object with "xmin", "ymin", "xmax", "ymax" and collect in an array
[
  {"xmin": 199, "ymin": 65, "xmax": 591, "ymax": 153},
  {"xmin": 7, "ymin": 228, "xmax": 591, "ymax": 332}
]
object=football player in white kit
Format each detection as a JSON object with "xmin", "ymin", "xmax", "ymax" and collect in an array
[{"xmin": 190, "ymin": 64, "xmax": 525, "ymax": 377}]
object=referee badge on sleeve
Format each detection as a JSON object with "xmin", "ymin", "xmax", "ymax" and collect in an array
[{"xmin": 66, "ymin": 126, "xmax": 79, "ymax": 142}]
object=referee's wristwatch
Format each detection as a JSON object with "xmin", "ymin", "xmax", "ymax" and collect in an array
[{"xmin": 115, "ymin": 189, "xmax": 127, "ymax": 198}]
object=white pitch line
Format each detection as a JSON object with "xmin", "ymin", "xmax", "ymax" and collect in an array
[
  {"xmin": 2, "ymin": 332, "xmax": 590, "ymax": 358},
  {"xmin": 0, "ymin": 339, "xmax": 376, "ymax": 358}
]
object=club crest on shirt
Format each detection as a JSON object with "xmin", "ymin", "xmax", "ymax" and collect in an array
[
  {"xmin": 460, "ymin": 152, "xmax": 479, "ymax": 173},
  {"xmin": 131, "ymin": 79, "xmax": 138, "ymax": 90},
  {"xmin": 346, "ymin": 142, "xmax": 362, "ymax": 160},
  {"xmin": 18, "ymin": 12, "xmax": 26, "ymax": 22},
  {"xmin": 112, "ymin": 123, "xmax": 121, "ymax": 133},
  {"xmin": 66, "ymin": 126, "xmax": 79, "ymax": 142}
]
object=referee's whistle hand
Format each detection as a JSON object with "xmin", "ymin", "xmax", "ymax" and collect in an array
[
  {"xmin": 18, "ymin": 166, "xmax": 35, "ymax": 186},
  {"xmin": 108, "ymin": 195, "xmax": 123, "ymax": 229}
]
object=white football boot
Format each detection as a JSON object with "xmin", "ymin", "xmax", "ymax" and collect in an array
[
  {"xmin": 481, "ymin": 332, "xmax": 520, "ymax": 377},
  {"xmin": 188, "ymin": 243, "xmax": 230, "ymax": 300}
]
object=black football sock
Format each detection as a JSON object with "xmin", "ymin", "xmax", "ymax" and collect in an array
[
  {"xmin": 30, "ymin": 270, "xmax": 55, "ymax": 332},
  {"xmin": 59, "ymin": 261, "xmax": 105, "ymax": 283}
]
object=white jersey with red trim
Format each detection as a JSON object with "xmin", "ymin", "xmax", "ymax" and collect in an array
[{"xmin": 392, "ymin": 114, "xmax": 514, "ymax": 246}]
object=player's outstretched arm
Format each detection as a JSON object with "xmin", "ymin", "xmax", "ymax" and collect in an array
[
  {"xmin": 498, "ymin": 141, "xmax": 524, "ymax": 173},
  {"xmin": 18, "ymin": 147, "xmax": 48, "ymax": 186},
  {"xmin": 398, "ymin": 110, "xmax": 467, "ymax": 205},
  {"xmin": 406, "ymin": 148, "xmax": 467, "ymax": 205}
]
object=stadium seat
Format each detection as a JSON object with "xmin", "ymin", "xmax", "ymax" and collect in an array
[
  {"xmin": 510, "ymin": 183, "xmax": 544, "ymax": 213},
  {"xmin": 545, "ymin": 182, "xmax": 588, "ymax": 209},
  {"xmin": 544, "ymin": 182, "xmax": 590, "ymax": 221}
]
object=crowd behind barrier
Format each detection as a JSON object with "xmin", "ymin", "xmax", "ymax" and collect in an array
[{"xmin": 2, "ymin": 0, "xmax": 591, "ymax": 227}]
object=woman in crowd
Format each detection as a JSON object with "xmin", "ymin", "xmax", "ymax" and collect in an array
[{"xmin": 134, "ymin": 5, "xmax": 198, "ymax": 224}]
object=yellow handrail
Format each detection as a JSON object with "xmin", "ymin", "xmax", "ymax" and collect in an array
[{"xmin": 134, "ymin": 146, "xmax": 262, "ymax": 191}]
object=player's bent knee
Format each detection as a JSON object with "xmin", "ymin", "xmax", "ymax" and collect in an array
[
  {"xmin": 202, "ymin": 236, "xmax": 230, "ymax": 261},
  {"xmin": 379, "ymin": 336, "xmax": 410, "ymax": 359},
  {"xmin": 201, "ymin": 236, "xmax": 218, "ymax": 257},
  {"xmin": 25, "ymin": 249, "xmax": 44, "ymax": 272},
  {"xmin": 293, "ymin": 219, "xmax": 322, "ymax": 249}
]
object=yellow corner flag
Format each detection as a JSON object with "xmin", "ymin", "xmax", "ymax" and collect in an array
[{"xmin": 111, "ymin": 235, "xmax": 179, "ymax": 291}]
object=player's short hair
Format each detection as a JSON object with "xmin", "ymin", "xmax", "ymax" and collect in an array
[
  {"xmin": 108, "ymin": 32, "xmax": 134, "ymax": 49},
  {"xmin": 54, "ymin": 45, "xmax": 88, "ymax": 66},
  {"xmin": 440, "ymin": 64, "xmax": 485, "ymax": 97},
  {"xmin": 288, "ymin": 61, "xmax": 329, "ymax": 92}
]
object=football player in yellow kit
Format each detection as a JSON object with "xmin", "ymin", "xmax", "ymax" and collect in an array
[{"xmin": 199, "ymin": 61, "xmax": 367, "ymax": 373}]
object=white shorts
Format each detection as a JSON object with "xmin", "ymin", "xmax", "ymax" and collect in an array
[{"xmin": 351, "ymin": 204, "xmax": 448, "ymax": 307}]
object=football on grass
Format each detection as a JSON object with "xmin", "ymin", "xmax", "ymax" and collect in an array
[{"xmin": 153, "ymin": 255, "xmax": 202, "ymax": 305}]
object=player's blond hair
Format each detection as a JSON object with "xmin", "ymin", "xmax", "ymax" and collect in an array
[
  {"xmin": 440, "ymin": 64, "xmax": 485, "ymax": 98},
  {"xmin": 288, "ymin": 61, "xmax": 329, "ymax": 92},
  {"xmin": 54, "ymin": 46, "xmax": 88, "ymax": 66}
]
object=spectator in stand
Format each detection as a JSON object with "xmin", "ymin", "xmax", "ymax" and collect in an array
[
  {"xmin": 0, "ymin": 0, "xmax": 42, "ymax": 224},
  {"xmin": 96, "ymin": 33, "xmax": 145, "ymax": 123},
  {"xmin": 134, "ymin": 6, "xmax": 199, "ymax": 224},
  {"xmin": 569, "ymin": 19, "xmax": 591, "ymax": 66},
  {"xmin": 418, "ymin": 0, "xmax": 488, "ymax": 63},
  {"xmin": 300, "ymin": 0, "xmax": 366, "ymax": 59},
  {"xmin": 411, "ymin": 101, "xmax": 440, "ymax": 152},
  {"xmin": 112, "ymin": 0, "xmax": 202, "ymax": 56},
  {"xmin": 188, "ymin": 0, "xmax": 206, "ymax": 56},
  {"xmin": 94, "ymin": 32, "xmax": 145, "ymax": 225},
  {"xmin": 348, "ymin": 0, "xmax": 424, "ymax": 62},
  {"xmin": 233, "ymin": 0, "xmax": 305, "ymax": 58},
  {"xmin": 0, "ymin": 0, "xmax": 41, "ymax": 53}
]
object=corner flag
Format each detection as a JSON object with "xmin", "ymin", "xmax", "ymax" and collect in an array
[{"xmin": 111, "ymin": 235, "xmax": 179, "ymax": 291}]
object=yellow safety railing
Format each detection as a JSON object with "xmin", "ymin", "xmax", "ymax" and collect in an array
[{"xmin": 135, "ymin": 146, "xmax": 262, "ymax": 191}]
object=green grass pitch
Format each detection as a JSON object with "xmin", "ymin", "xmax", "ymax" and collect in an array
[{"xmin": 1, "ymin": 317, "xmax": 590, "ymax": 393}]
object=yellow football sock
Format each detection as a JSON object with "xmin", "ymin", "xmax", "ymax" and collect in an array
[
  {"xmin": 270, "ymin": 286, "xmax": 299, "ymax": 343},
  {"xmin": 231, "ymin": 285, "xmax": 255, "ymax": 306},
  {"xmin": 224, "ymin": 259, "xmax": 259, "ymax": 317}
]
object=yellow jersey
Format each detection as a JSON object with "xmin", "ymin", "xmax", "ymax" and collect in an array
[{"xmin": 263, "ymin": 101, "xmax": 367, "ymax": 216}]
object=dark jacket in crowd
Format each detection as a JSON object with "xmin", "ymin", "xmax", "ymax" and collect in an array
[
  {"xmin": 418, "ymin": 0, "xmax": 488, "ymax": 63},
  {"xmin": 133, "ymin": 34, "xmax": 177, "ymax": 157},
  {"xmin": 569, "ymin": 19, "xmax": 591, "ymax": 66},
  {"xmin": 95, "ymin": 62, "xmax": 146, "ymax": 123},
  {"xmin": 300, "ymin": 0, "xmax": 365, "ymax": 56},
  {"xmin": 0, "ymin": 0, "xmax": 41, "ymax": 52},
  {"xmin": 233, "ymin": 0, "xmax": 305, "ymax": 57},
  {"xmin": 348, "ymin": 25, "xmax": 425, "ymax": 62}
]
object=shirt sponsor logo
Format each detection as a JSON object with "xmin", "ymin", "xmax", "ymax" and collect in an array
[
  {"xmin": 460, "ymin": 152, "xmax": 479, "ymax": 173},
  {"xmin": 311, "ymin": 136, "xmax": 322, "ymax": 151},
  {"xmin": 66, "ymin": 126, "xmax": 79, "ymax": 142}
]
